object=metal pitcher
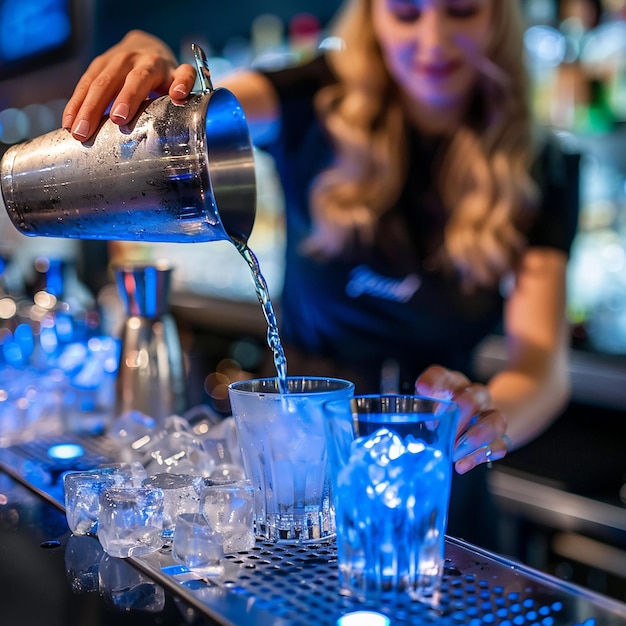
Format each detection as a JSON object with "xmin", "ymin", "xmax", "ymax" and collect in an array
[
  {"xmin": 0, "ymin": 44, "xmax": 256, "ymax": 245},
  {"xmin": 114, "ymin": 262, "xmax": 187, "ymax": 423}
]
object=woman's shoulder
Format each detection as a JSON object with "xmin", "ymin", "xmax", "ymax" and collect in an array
[
  {"xmin": 531, "ymin": 129, "xmax": 580, "ymax": 189},
  {"xmin": 527, "ymin": 129, "xmax": 581, "ymax": 254},
  {"xmin": 257, "ymin": 53, "xmax": 337, "ymax": 99},
  {"xmin": 254, "ymin": 54, "xmax": 337, "ymax": 151}
]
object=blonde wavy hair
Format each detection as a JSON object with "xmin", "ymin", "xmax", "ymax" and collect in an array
[{"xmin": 305, "ymin": 0, "xmax": 540, "ymax": 289}]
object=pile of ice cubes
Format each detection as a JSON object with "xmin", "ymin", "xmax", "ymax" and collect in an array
[
  {"xmin": 107, "ymin": 407, "xmax": 245, "ymax": 481},
  {"xmin": 64, "ymin": 463, "xmax": 255, "ymax": 567},
  {"xmin": 62, "ymin": 407, "xmax": 255, "ymax": 573}
]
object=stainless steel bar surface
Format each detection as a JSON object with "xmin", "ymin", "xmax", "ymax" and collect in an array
[{"xmin": 1, "ymin": 435, "xmax": 626, "ymax": 626}]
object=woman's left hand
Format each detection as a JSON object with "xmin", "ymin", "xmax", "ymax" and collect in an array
[{"xmin": 416, "ymin": 365, "xmax": 510, "ymax": 474}]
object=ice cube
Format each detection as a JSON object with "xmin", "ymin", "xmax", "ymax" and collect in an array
[
  {"xmin": 96, "ymin": 461, "xmax": 148, "ymax": 487},
  {"xmin": 201, "ymin": 480, "xmax": 254, "ymax": 533},
  {"xmin": 171, "ymin": 512, "xmax": 223, "ymax": 576},
  {"xmin": 63, "ymin": 469, "xmax": 125, "ymax": 535},
  {"xmin": 107, "ymin": 411, "xmax": 158, "ymax": 463},
  {"xmin": 143, "ymin": 431, "xmax": 216, "ymax": 477},
  {"xmin": 97, "ymin": 486, "xmax": 165, "ymax": 558},
  {"xmin": 221, "ymin": 522, "xmax": 255, "ymax": 553},
  {"xmin": 209, "ymin": 463, "xmax": 247, "ymax": 482},
  {"xmin": 162, "ymin": 414, "xmax": 193, "ymax": 434},
  {"xmin": 142, "ymin": 473, "xmax": 203, "ymax": 539}
]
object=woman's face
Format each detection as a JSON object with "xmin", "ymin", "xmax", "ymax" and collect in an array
[{"xmin": 372, "ymin": 0, "xmax": 493, "ymax": 110}]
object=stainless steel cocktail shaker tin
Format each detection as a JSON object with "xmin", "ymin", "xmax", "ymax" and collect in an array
[{"xmin": 0, "ymin": 46, "xmax": 256, "ymax": 245}]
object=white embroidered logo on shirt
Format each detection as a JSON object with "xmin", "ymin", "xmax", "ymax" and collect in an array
[{"xmin": 346, "ymin": 265, "xmax": 421, "ymax": 303}]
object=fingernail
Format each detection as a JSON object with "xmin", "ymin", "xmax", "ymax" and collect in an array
[
  {"xmin": 455, "ymin": 459, "xmax": 471, "ymax": 475},
  {"xmin": 111, "ymin": 103, "xmax": 129, "ymax": 122},
  {"xmin": 172, "ymin": 84, "xmax": 188, "ymax": 98},
  {"xmin": 73, "ymin": 119, "xmax": 90, "ymax": 139},
  {"xmin": 62, "ymin": 114, "xmax": 73, "ymax": 130},
  {"xmin": 453, "ymin": 434, "xmax": 471, "ymax": 462}
]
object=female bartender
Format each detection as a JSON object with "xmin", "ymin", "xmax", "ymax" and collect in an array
[{"xmin": 62, "ymin": 0, "xmax": 579, "ymax": 548}]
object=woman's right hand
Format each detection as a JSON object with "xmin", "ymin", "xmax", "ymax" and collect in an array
[{"xmin": 62, "ymin": 30, "xmax": 197, "ymax": 142}]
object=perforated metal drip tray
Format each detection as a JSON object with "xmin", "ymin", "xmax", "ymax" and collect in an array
[
  {"xmin": 2, "ymin": 436, "xmax": 626, "ymax": 626},
  {"xmin": 153, "ymin": 541, "xmax": 588, "ymax": 626}
]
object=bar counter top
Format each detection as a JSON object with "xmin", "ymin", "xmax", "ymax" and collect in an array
[{"xmin": 1, "ymin": 434, "xmax": 626, "ymax": 626}]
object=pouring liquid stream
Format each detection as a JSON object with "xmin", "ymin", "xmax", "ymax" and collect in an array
[{"xmin": 235, "ymin": 240, "xmax": 289, "ymax": 394}]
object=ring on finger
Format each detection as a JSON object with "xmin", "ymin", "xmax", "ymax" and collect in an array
[{"xmin": 484, "ymin": 445, "xmax": 493, "ymax": 469}]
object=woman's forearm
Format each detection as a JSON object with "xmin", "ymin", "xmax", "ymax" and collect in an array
[{"xmin": 487, "ymin": 349, "xmax": 570, "ymax": 451}]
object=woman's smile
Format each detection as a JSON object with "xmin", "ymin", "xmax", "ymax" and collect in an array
[{"xmin": 414, "ymin": 57, "xmax": 463, "ymax": 80}]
